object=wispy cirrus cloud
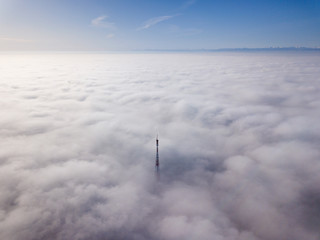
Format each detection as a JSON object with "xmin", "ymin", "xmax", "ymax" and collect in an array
[
  {"xmin": 106, "ymin": 33, "xmax": 115, "ymax": 39},
  {"xmin": 0, "ymin": 37, "xmax": 33, "ymax": 42},
  {"xmin": 91, "ymin": 15, "xmax": 115, "ymax": 29},
  {"xmin": 138, "ymin": 15, "xmax": 176, "ymax": 30},
  {"xmin": 181, "ymin": 0, "xmax": 197, "ymax": 9}
]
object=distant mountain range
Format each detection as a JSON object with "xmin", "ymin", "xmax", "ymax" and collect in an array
[{"xmin": 139, "ymin": 47, "xmax": 320, "ymax": 52}]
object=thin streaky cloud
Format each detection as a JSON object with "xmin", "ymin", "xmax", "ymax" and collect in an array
[
  {"xmin": 91, "ymin": 15, "xmax": 115, "ymax": 29},
  {"xmin": 181, "ymin": 0, "xmax": 197, "ymax": 9},
  {"xmin": 0, "ymin": 37, "xmax": 33, "ymax": 42},
  {"xmin": 138, "ymin": 15, "xmax": 176, "ymax": 30},
  {"xmin": 106, "ymin": 33, "xmax": 115, "ymax": 39}
]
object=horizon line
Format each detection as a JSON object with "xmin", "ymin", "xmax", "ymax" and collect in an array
[{"xmin": 1, "ymin": 47, "xmax": 320, "ymax": 53}]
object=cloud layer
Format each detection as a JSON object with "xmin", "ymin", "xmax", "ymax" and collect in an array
[{"xmin": 0, "ymin": 52, "xmax": 320, "ymax": 240}]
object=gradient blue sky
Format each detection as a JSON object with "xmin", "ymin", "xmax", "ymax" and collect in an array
[{"xmin": 1, "ymin": 0, "xmax": 320, "ymax": 50}]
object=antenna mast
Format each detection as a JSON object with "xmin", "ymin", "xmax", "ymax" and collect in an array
[{"xmin": 156, "ymin": 135, "xmax": 159, "ymax": 174}]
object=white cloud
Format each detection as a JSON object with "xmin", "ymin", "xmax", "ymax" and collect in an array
[
  {"xmin": 91, "ymin": 15, "xmax": 115, "ymax": 29},
  {"xmin": 0, "ymin": 52, "xmax": 320, "ymax": 240},
  {"xmin": 138, "ymin": 15, "xmax": 176, "ymax": 30}
]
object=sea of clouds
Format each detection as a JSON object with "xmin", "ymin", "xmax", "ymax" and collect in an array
[{"xmin": 0, "ymin": 51, "xmax": 320, "ymax": 240}]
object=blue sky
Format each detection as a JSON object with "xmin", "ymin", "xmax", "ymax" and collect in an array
[{"xmin": 1, "ymin": 0, "xmax": 319, "ymax": 50}]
